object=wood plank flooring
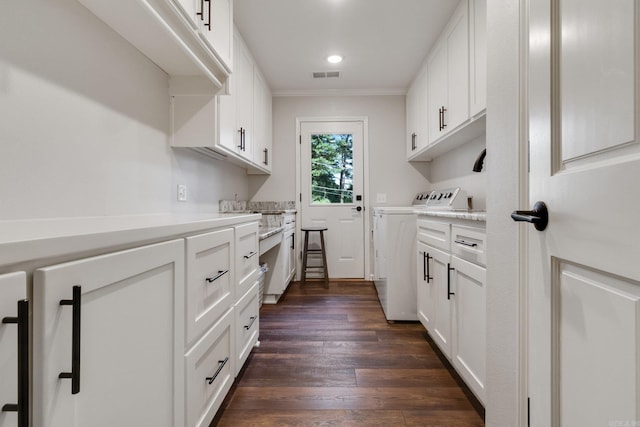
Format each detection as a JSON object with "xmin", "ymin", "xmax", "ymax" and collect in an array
[{"xmin": 212, "ymin": 280, "xmax": 485, "ymax": 426}]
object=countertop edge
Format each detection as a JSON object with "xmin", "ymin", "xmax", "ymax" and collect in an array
[
  {"xmin": 414, "ymin": 210, "xmax": 487, "ymax": 222},
  {"xmin": 0, "ymin": 213, "xmax": 262, "ymax": 269}
]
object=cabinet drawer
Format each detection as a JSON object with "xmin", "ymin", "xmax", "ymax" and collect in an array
[
  {"xmin": 185, "ymin": 228, "xmax": 234, "ymax": 346},
  {"xmin": 234, "ymin": 281, "xmax": 260, "ymax": 376},
  {"xmin": 451, "ymin": 225, "xmax": 486, "ymax": 266},
  {"xmin": 235, "ymin": 222, "xmax": 259, "ymax": 300},
  {"xmin": 185, "ymin": 307, "xmax": 234, "ymax": 427},
  {"xmin": 417, "ymin": 219, "xmax": 451, "ymax": 251}
]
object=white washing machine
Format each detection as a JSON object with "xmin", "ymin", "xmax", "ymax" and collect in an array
[{"xmin": 372, "ymin": 192, "xmax": 432, "ymax": 321}]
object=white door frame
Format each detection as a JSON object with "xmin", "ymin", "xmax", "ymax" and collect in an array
[{"xmin": 295, "ymin": 116, "xmax": 370, "ymax": 281}]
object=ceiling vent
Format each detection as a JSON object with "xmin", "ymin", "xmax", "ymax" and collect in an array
[{"xmin": 312, "ymin": 71, "xmax": 340, "ymax": 79}]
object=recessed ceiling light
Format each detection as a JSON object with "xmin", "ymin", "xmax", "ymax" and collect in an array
[{"xmin": 327, "ymin": 55, "xmax": 343, "ymax": 64}]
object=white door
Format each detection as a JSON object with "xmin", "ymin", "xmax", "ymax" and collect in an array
[
  {"xmin": 32, "ymin": 240, "xmax": 184, "ymax": 427},
  {"xmin": 528, "ymin": 0, "xmax": 640, "ymax": 425},
  {"xmin": 300, "ymin": 121, "xmax": 365, "ymax": 279}
]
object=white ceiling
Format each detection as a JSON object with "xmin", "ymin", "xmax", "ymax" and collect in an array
[{"xmin": 234, "ymin": 0, "xmax": 459, "ymax": 96}]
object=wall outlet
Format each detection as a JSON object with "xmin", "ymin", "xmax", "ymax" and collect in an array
[
  {"xmin": 177, "ymin": 184, "xmax": 187, "ymax": 201},
  {"xmin": 376, "ymin": 193, "xmax": 387, "ymax": 203}
]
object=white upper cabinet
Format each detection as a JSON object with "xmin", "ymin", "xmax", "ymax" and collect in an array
[
  {"xmin": 76, "ymin": 0, "xmax": 234, "ymax": 91},
  {"xmin": 406, "ymin": 67, "xmax": 429, "ymax": 158},
  {"xmin": 408, "ymin": 0, "xmax": 487, "ymax": 162},
  {"xmin": 469, "ymin": 0, "xmax": 487, "ymax": 117},
  {"xmin": 428, "ymin": 0, "xmax": 469, "ymax": 143},
  {"xmin": 251, "ymin": 68, "xmax": 273, "ymax": 172},
  {"xmin": 170, "ymin": 28, "xmax": 272, "ymax": 174}
]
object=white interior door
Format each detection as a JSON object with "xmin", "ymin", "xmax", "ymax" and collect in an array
[
  {"xmin": 528, "ymin": 0, "xmax": 640, "ymax": 425},
  {"xmin": 300, "ymin": 121, "xmax": 365, "ymax": 279}
]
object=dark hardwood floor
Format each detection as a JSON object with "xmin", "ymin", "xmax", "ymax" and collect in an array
[{"xmin": 212, "ymin": 280, "xmax": 485, "ymax": 426}]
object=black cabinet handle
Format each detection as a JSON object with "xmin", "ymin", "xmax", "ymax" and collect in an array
[
  {"xmin": 447, "ymin": 264, "xmax": 455, "ymax": 300},
  {"xmin": 411, "ymin": 133, "xmax": 417, "ymax": 151},
  {"xmin": 59, "ymin": 286, "xmax": 81, "ymax": 395},
  {"xmin": 206, "ymin": 269, "xmax": 229, "ymax": 283},
  {"xmin": 438, "ymin": 107, "xmax": 443, "ymax": 131},
  {"xmin": 244, "ymin": 316, "xmax": 257, "ymax": 330},
  {"xmin": 511, "ymin": 201, "xmax": 549, "ymax": 231},
  {"xmin": 206, "ymin": 357, "xmax": 229, "ymax": 385},
  {"xmin": 2, "ymin": 299, "xmax": 29, "ymax": 427},
  {"xmin": 424, "ymin": 252, "xmax": 432, "ymax": 283},
  {"xmin": 204, "ymin": 0, "xmax": 211, "ymax": 30},
  {"xmin": 441, "ymin": 106, "xmax": 447, "ymax": 129},
  {"xmin": 244, "ymin": 251, "xmax": 257, "ymax": 259},
  {"xmin": 263, "ymin": 148, "xmax": 268, "ymax": 165},
  {"xmin": 196, "ymin": 0, "xmax": 204, "ymax": 19},
  {"xmin": 454, "ymin": 239, "xmax": 478, "ymax": 248},
  {"xmin": 237, "ymin": 128, "xmax": 244, "ymax": 150},
  {"xmin": 291, "ymin": 232, "xmax": 295, "ymax": 250}
]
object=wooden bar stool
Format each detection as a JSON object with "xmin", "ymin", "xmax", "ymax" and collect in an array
[{"xmin": 300, "ymin": 227, "xmax": 329, "ymax": 285}]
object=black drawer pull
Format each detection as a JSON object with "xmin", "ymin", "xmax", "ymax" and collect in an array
[
  {"xmin": 206, "ymin": 269, "xmax": 229, "ymax": 283},
  {"xmin": 447, "ymin": 264, "xmax": 455, "ymax": 300},
  {"xmin": 454, "ymin": 239, "xmax": 478, "ymax": 248},
  {"xmin": 244, "ymin": 316, "xmax": 257, "ymax": 330},
  {"xmin": 2, "ymin": 299, "xmax": 29, "ymax": 427},
  {"xmin": 244, "ymin": 251, "xmax": 257, "ymax": 259},
  {"xmin": 206, "ymin": 357, "xmax": 229, "ymax": 385},
  {"xmin": 59, "ymin": 286, "xmax": 81, "ymax": 395}
]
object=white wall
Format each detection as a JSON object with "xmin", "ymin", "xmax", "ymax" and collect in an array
[
  {"xmin": 248, "ymin": 95, "xmax": 431, "ymax": 205},
  {"xmin": 0, "ymin": 0, "xmax": 248, "ymax": 221},
  {"xmin": 486, "ymin": 0, "xmax": 523, "ymax": 425},
  {"xmin": 429, "ymin": 134, "xmax": 487, "ymax": 210}
]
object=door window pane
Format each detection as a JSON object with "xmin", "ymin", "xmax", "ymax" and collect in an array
[{"xmin": 310, "ymin": 133, "xmax": 354, "ymax": 204}]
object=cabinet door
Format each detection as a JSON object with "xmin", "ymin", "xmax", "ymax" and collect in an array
[
  {"xmin": 252, "ymin": 69, "xmax": 269, "ymax": 169},
  {"xmin": 0, "ymin": 272, "xmax": 27, "ymax": 427},
  {"xmin": 469, "ymin": 0, "xmax": 487, "ymax": 116},
  {"xmin": 185, "ymin": 228, "xmax": 234, "ymax": 347},
  {"xmin": 235, "ymin": 31, "xmax": 254, "ymax": 160},
  {"xmin": 406, "ymin": 76, "xmax": 419, "ymax": 156},
  {"xmin": 233, "ymin": 281, "xmax": 259, "ymax": 376},
  {"xmin": 33, "ymin": 240, "xmax": 185, "ymax": 427},
  {"xmin": 287, "ymin": 231, "xmax": 296, "ymax": 280},
  {"xmin": 429, "ymin": 245, "xmax": 452, "ymax": 359},
  {"xmin": 450, "ymin": 256, "xmax": 486, "ymax": 403},
  {"xmin": 428, "ymin": 42, "xmax": 447, "ymax": 143},
  {"xmin": 416, "ymin": 241, "xmax": 435, "ymax": 331},
  {"xmin": 444, "ymin": 0, "xmax": 470, "ymax": 131},
  {"xmin": 185, "ymin": 307, "xmax": 233, "ymax": 427},
  {"xmin": 235, "ymin": 222, "xmax": 259, "ymax": 300},
  {"xmin": 200, "ymin": 0, "xmax": 233, "ymax": 72}
]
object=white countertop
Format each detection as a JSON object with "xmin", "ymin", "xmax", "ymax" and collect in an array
[
  {"xmin": 0, "ymin": 213, "xmax": 261, "ymax": 269},
  {"xmin": 414, "ymin": 209, "xmax": 486, "ymax": 222}
]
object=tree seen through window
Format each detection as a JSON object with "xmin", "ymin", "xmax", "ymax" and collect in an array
[{"xmin": 311, "ymin": 133, "xmax": 354, "ymax": 204}]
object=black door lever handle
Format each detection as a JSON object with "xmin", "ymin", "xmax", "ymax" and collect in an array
[{"xmin": 511, "ymin": 201, "xmax": 548, "ymax": 231}]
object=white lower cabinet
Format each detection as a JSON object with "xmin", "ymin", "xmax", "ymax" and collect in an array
[
  {"xmin": 416, "ymin": 217, "xmax": 486, "ymax": 404},
  {"xmin": 185, "ymin": 228, "xmax": 234, "ymax": 348},
  {"xmin": 185, "ymin": 307, "xmax": 234, "ymax": 427},
  {"xmin": 0, "ymin": 272, "xmax": 28, "ymax": 427},
  {"xmin": 32, "ymin": 239, "xmax": 185, "ymax": 427},
  {"xmin": 235, "ymin": 222, "xmax": 259, "ymax": 300},
  {"xmin": 233, "ymin": 281, "xmax": 260, "ymax": 376},
  {"xmin": 450, "ymin": 255, "xmax": 486, "ymax": 403}
]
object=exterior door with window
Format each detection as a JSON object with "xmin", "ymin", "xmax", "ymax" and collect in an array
[
  {"xmin": 300, "ymin": 121, "xmax": 365, "ymax": 279},
  {"xmin": 528, "ymin": 0, "xmax": 640, "ymax": 425}
]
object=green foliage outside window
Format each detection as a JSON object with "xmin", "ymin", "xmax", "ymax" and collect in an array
[{"xmin": 311, "ymin": 134, "xmax": 354, "ymax": 204}]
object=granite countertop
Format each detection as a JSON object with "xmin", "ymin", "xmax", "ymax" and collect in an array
[
  {"xmin": 259, "ymin": 225, "xmax": 285, "ymax": 240},
  {"xmin": 414, "ymin": 209, "xmax": 487, "ymax": 222}
]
